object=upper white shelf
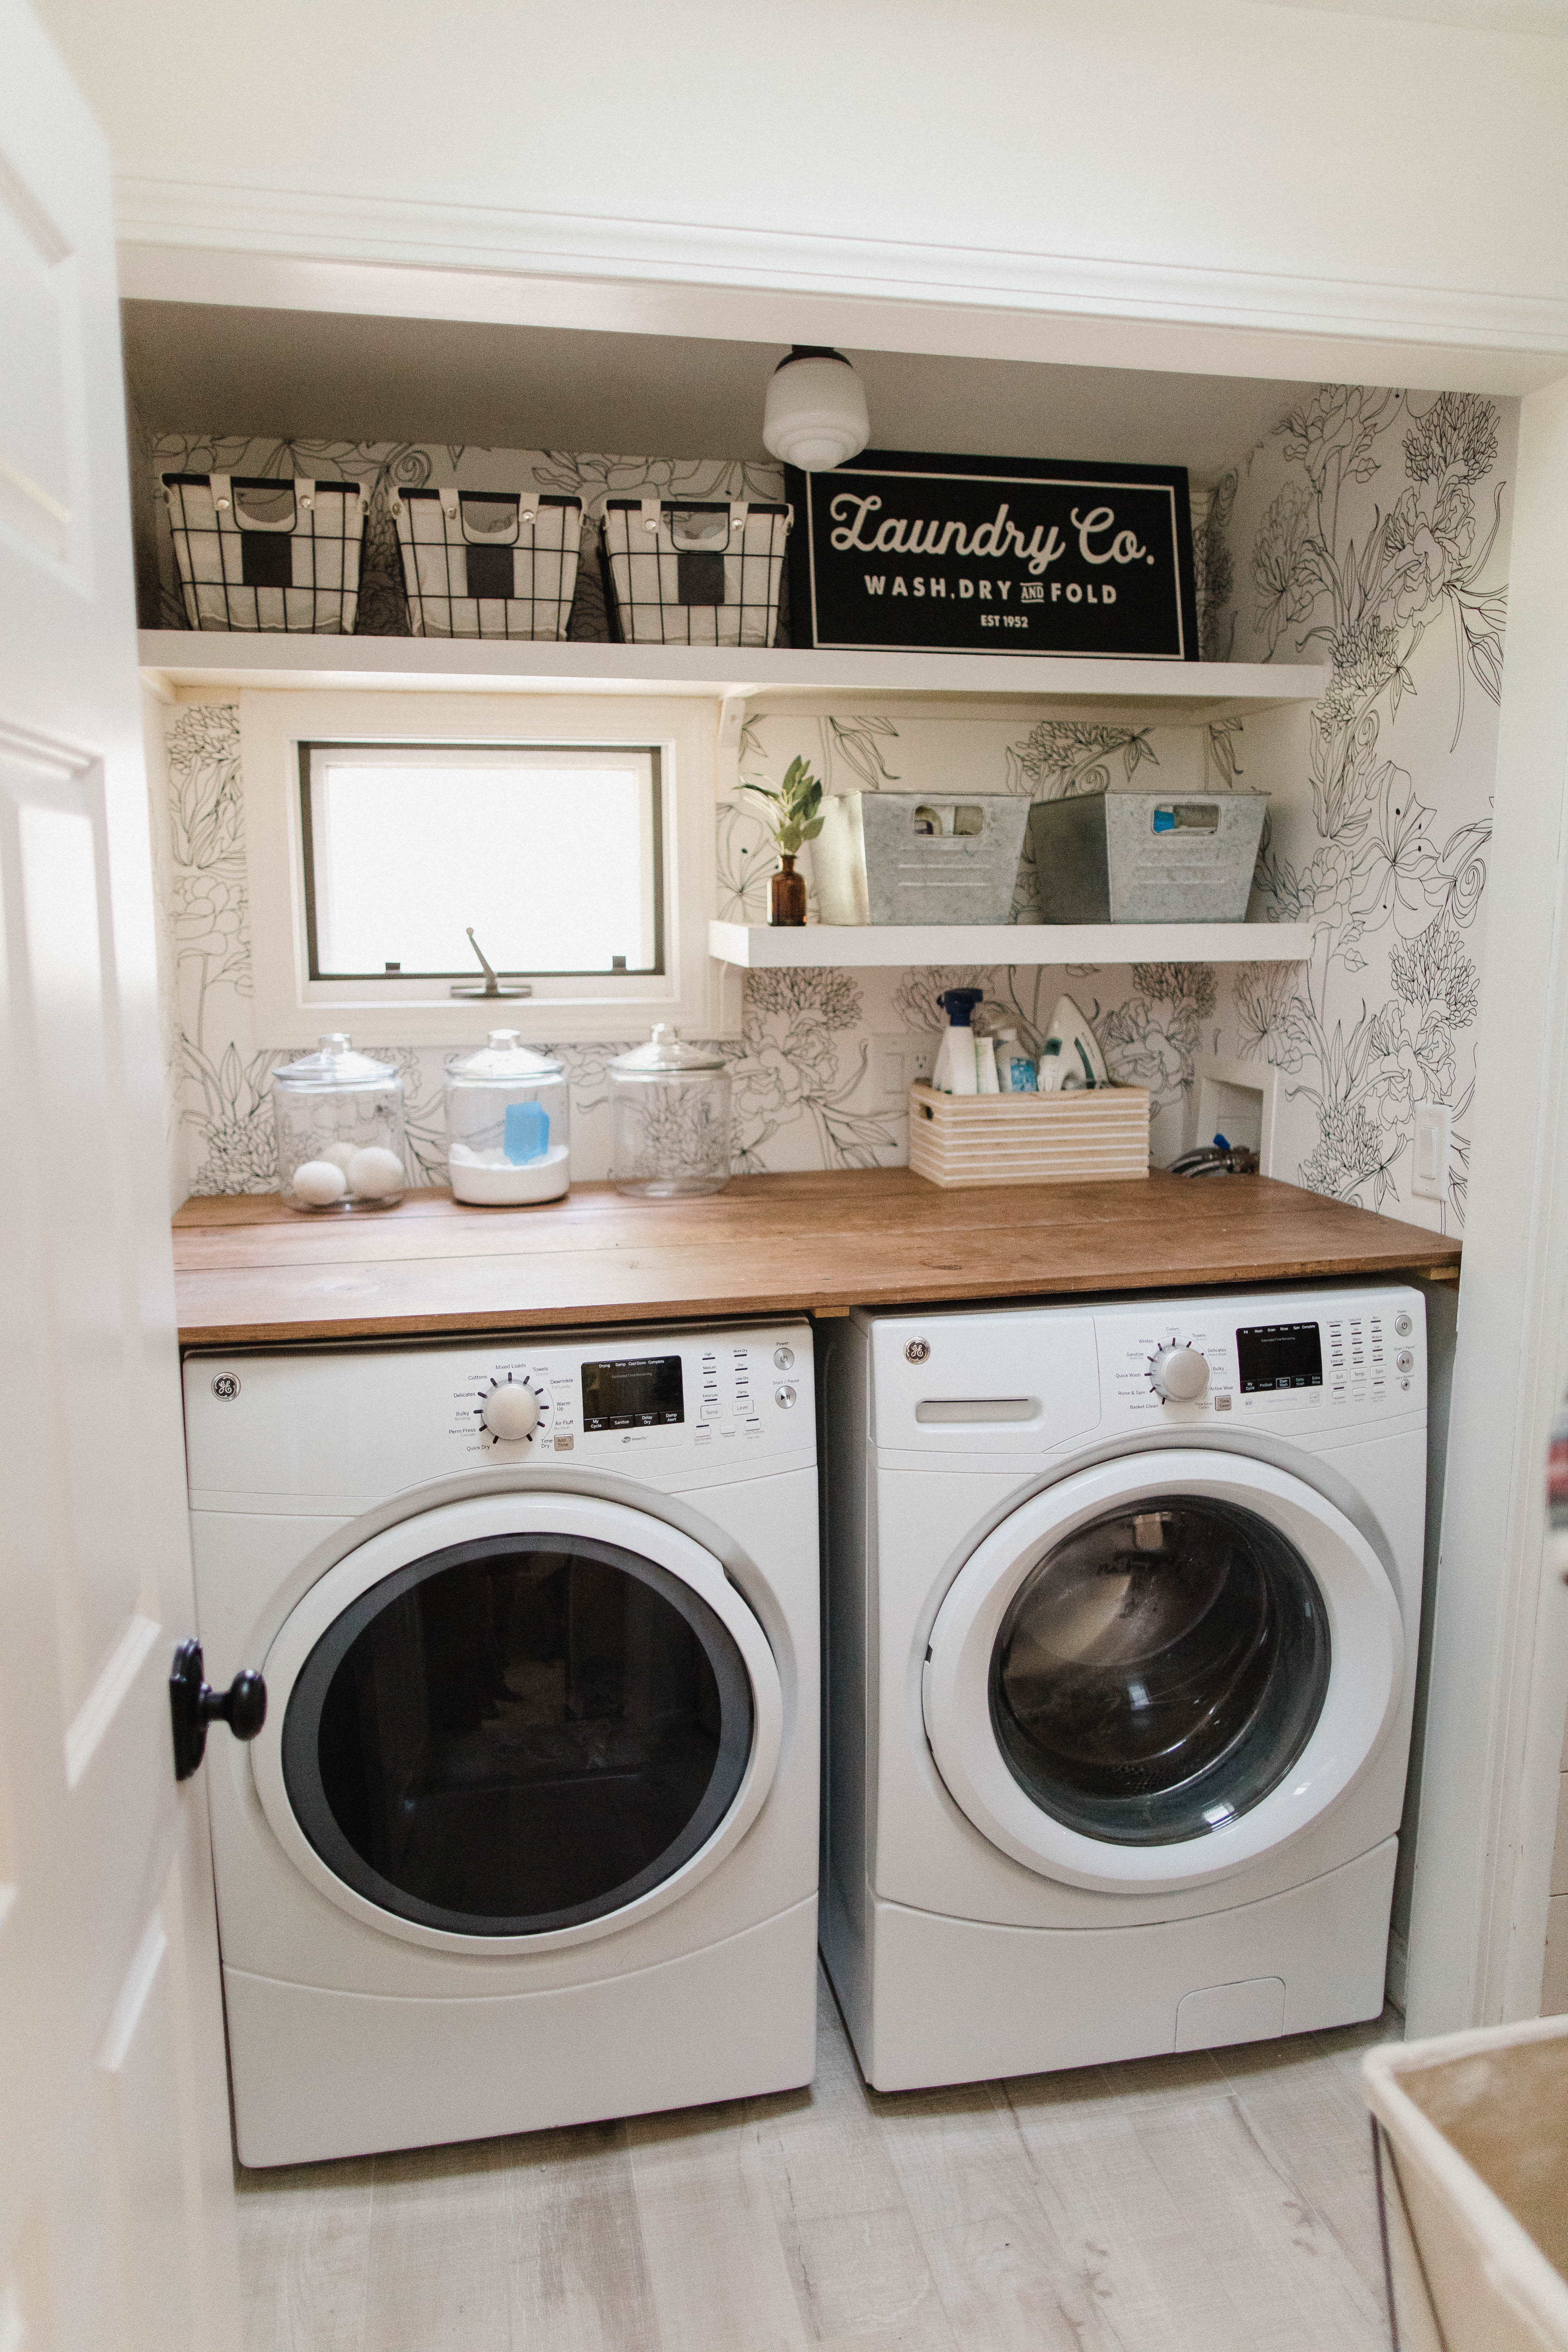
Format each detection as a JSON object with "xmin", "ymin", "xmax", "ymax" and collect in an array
[
  {"xmin": 137, "ymin": 632, "xmax": 1328, "ymax": 720},
  {"xmin": 709, "ymin": 920, "xmax": 1312, "ymax": 968}
]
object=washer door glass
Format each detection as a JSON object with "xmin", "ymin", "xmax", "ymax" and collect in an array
[
  {"xmin": 281, "ymin": 1532, "xmax": 755, "ymax": 1935},
  {"xmin": 990, "ymin": 1495, "xmax": 1331, "ymax": 1846}
]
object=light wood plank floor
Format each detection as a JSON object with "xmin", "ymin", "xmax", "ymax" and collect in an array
[{"xmin": 237, "ymin": 1969, "xmax": 1396, "ymax": 2352}]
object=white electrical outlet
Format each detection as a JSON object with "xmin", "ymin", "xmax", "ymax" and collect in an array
[
  {"xmin": 867, "ymin": 1034, "xmax": 933, "ymax": 1110},
  {"xmin": 1412, "ymin": 1102, "xmax": 1452, "ymax": 1200}
]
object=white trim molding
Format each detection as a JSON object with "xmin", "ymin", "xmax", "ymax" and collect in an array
[
  {"xmin": 1404, "ymin": 369, "xmax": 1568, "ymax": 2035},
  {"xmin": 114, "ymin": 190, "xmax": 1568, "ymax": 401}
]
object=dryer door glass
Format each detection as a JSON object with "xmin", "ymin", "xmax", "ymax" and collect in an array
[
  {"xmin": 990, "ymin": 1496, "xmax": 1330, "ymax": 1846},
  {"xmin": 280, "ymin": 1534, "xmax": 755, "ymax": 1934}
]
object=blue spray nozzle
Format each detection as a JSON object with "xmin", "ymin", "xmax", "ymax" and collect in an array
[{"xmin": 938, "ymin": 987, "xmax": 985, "ymax": 1027}]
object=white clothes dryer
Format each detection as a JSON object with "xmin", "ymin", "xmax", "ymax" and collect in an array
[
  {"xmin": 183, "ymin": 1321, "xmax": 817, "ymax": 2166},
  {"xmin": 819, "ymin": 1287, "xmax": 1426, "ymax": 2091}
]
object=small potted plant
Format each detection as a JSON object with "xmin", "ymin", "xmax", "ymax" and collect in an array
[{"xmin": 739, "ymin": 755, "xmax": 824, "ymax": 926}]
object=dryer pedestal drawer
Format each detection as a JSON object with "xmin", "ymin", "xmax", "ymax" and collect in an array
[{"xmin": 226, "ymin": 1896, "xmax": 817, "ymax": 2167}]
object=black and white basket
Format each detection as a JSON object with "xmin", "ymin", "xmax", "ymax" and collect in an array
[
  {"xmin": 602, "ymin": 498, "xmax": 791, "ymax": 647},
  {"xmin": 390, "ymin": 486, "xmax": 582, "ymax": 639},
  {"xmin": 162, "ymin": 474, "xmax": 368, "ymax": 632}
]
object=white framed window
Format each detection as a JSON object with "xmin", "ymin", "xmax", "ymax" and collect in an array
[
  {"xmin": 301, "ymin": 742, "xmax": 662, "ymax": 982},
  {"xmin": 239, "ymin": 689, "xmax": 732, "ymax": 1046}
]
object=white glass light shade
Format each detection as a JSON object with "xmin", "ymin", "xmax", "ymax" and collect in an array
[{"xmin": 762, "ymin": 350, "xmax": 870, "ymax": 471}]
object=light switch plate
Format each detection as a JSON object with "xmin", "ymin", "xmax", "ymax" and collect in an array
[
  {"xmin": 1412, "ymin": 1102, "xmax": 1452, "ymax": 1200},
  {"xmin": 868, "ymin": 1034, "xmax": 933, "ymax": 1110}
]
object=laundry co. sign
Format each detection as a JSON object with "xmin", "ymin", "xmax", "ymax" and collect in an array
[{"xmin": 785, "ymin": 452, "xmax": 1198, "ymax": 659}]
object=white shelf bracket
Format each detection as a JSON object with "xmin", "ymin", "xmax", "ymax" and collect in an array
[{"xmin": 717, "ymin": 690, "xmax": 750, "ymax": 755}]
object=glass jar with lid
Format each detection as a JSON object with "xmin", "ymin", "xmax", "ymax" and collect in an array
[
  {"xmin": 608, "ymin": 1026, "xmax": 732, "ymax": 1198},
  {"xmin": 444, "ymin": 1030, "xmax": 570, "ymax": 1205},
  {"xmin": 272, "ymin": 1034, "xmax": 408, "ymax": 1212}
]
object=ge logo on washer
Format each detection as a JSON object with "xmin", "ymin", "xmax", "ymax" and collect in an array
[
  {"xmin": 211, "ymin": 1373, "xmax": 241, "ymax": 1401},
  {"xmin": 905, "ymin": 1339, "xmax": 931, "ymax": 1365}
]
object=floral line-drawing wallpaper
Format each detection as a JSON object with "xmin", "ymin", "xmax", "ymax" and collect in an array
[{"xmin": 150, "ymin": 389, "xmax": 1512, "ymax": 1228}]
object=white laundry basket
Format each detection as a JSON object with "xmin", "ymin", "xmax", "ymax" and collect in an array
[
  {"xmin": 1363, "ymin": 2016, "xmax": 1568, "ymax": 2352},
  {"xmin": 162, "ymin": 473, "xmax": 369, "ymax": 632},
  {"xmin": 390, "ymin": 486, "xmax": 583, "ymax": 638},
  {"xmin": 602, "ymin": 497, "xmax": 790, "ymax": 646}
]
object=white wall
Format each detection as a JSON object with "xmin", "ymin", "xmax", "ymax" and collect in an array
[{"xmin": 31, "ymin": 0, "xmax": 1568, "ymax": 372}]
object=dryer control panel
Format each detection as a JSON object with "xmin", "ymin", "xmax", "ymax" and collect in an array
[{"xmin": 182, "ymin": 1321, "xmax": 813, "ymax": 1505}]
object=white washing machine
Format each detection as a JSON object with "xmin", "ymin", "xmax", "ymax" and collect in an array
[
  {"xmin": 819, "ymin": 1286, "xmax": 1426, "ymax": 2091},
  {"xmin": 183, "ymin": 1320, "xmax": 817, "ymax": 2166}
]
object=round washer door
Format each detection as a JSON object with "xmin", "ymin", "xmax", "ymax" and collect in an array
[
  {"xmin": 922, "ymin": 1450, "xmax": 1403, "ymax": 1895},
  {"xmin": 250, "ymin": 1493, "xmax": 783, "ymax": 1954}
]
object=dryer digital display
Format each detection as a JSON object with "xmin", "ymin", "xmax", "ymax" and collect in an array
[
  {"xmin": 581, "ymin": 1354, "xmax": 686, "ymax": 1430},
  {"xmin": 1236, "ymin": 1321, "xmax": 1324, "ymax": 1393}
]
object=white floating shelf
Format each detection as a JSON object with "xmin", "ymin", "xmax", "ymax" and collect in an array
[
  {"xmin": 138, "ymin": 632, "xmax": 1327, "ymax": 720},
  {"xmin": 709, "ymin": 921, "xmax": 1312, "ymax": 968}
]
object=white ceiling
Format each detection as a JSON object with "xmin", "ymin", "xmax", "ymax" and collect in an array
[
  {"xmin": 1241, "ymin": 0, "xmax": 1568, "ymax": 27},
  {"xmin": 120, "ymin": 303, "xmax": 1321, "ymax": 489}
]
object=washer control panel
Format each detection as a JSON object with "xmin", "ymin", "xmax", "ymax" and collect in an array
[{"xmin": 1100, "ymin": 1287, "xmax": 1423, "ymax": 1426}]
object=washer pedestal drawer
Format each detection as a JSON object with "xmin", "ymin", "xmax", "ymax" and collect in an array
[{"xmin": 823, "ymin": 1842, "xmax": 1395, "ymax": 2094}]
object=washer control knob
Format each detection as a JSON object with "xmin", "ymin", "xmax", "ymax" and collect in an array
[
  {"xmin": 482, "ymin": 1381, "xmax": 539, "ymax": 1441},
  {"xmin": 1150, "ymin": 1345, "xmax": 1210, "ymax": 1403},
  {"xmin": 775, "ymin": 1382, "xmax": 798, "ymax": 1410},
  {"xmin": 773, "ymin": 1344, "xmax": 796, "ymax": 1370}
]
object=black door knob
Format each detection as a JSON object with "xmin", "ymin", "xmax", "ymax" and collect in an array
[{"xmin": 170, "ymin": 1639, "xmax": 268, "ymax": 1782}]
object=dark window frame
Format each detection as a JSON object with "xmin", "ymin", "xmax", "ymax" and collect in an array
[{"xmin": 298, "ymin": 738, "xmax": 666, "ymax": 983}]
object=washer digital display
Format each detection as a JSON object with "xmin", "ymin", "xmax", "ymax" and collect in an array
[
  {"xmin": 581, "ymin": 1355, "xmax": 685, "ymax": 1430},
  {"xmin": 1236, "ymin": 1322, "xmax": 1323, "ymax": 1394}
]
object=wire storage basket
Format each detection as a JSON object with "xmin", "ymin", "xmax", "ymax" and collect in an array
[
  {"xmin": 390, "ymin": 486, "xmax": 583, "ymax": 638},
  {"xmin": 161, "ymin": 474, "xmax": 369, "ymax": 631},
  {"xmin": 601, "ymin": 497, "xmax": 790, "ymax": 647}
]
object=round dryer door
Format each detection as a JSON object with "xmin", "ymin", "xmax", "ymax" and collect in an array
[
  {"xmin": 922, "ymin": 1450, "xmax": 1403, "ymax": 1895},
  {"xmin": 249, "ymin": 1493, "xmax": 783, "ymax": 1954}
]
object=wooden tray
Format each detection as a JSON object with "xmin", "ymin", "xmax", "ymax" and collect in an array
[{"xmin": 907, "ymin": 1081, "xmax": 1150, "ymax": 1186}]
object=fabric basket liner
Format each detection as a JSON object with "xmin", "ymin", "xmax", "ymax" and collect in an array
[
  {"xmin": 162, "ymin": 472, "xmax": 368, "ymax": 633},
  {"xmin": 390, "ymin": 486, "xmax": 582, "ymax": 639},
  {"xmin": 602, "ymin": 497, "xmax": 790, "ymax": 647}
]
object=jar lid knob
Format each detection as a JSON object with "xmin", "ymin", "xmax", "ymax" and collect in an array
[
  {"xmin": 319, "ymin": 1031, "xmax": 352, "ymax": 1050},
  {"xmin": 487, "ymin": 1028, "xmax": 520, "ymax": 1047}
]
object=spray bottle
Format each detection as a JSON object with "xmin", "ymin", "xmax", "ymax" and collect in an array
[{"xmin": 932, "ymin": 987, "xmax": 983, "ymax": 1094}]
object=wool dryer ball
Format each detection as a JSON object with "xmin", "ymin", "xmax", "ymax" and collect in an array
[
  {"xmin": 347, "ymin": 1146, "xmax": 405, "ymax": 1199},
  {"xmin": 290, "ymin": 1158, "xmax": 348, "ymax": 1206}
]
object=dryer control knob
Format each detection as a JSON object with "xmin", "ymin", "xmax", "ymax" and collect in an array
[
  {"xmin": 1150, "ymin": 1345, "xmax": 1210, "ymax": 1402},
  {"xmin": 482, "ymin": 1381, "xmax": 539, "ymax": 1441}
]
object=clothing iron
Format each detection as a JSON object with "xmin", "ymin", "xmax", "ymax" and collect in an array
[{"xmin": 1036, "ymin": 994, "xmax": 1109, "ymax": 1092}]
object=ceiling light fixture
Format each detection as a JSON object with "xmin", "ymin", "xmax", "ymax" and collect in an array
[{"xmin": 762, "ymin": 346, "xmax": 870, "ymax": 472}]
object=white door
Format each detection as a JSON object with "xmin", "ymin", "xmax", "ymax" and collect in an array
[
  {"xmin": 0, "ymin": 7, "xmax": 243, "ymax": 2349},
  {"xmin": 922, "ymin": 1450, "xmax": 1403, "ymax": 1896}
]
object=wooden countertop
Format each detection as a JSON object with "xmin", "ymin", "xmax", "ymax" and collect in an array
[{"xmin": 170, "ymin": 1170, "xmax": 1462, "ymax": 1349}]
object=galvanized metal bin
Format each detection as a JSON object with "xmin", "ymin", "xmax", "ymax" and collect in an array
[
  {"xmin": 814, "ymin": 793, "xmax": 1030, "ymax": 926},
  {"xmin": 1028, "ymin": 791, "xmax": 1267, "ymax": 924}
]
